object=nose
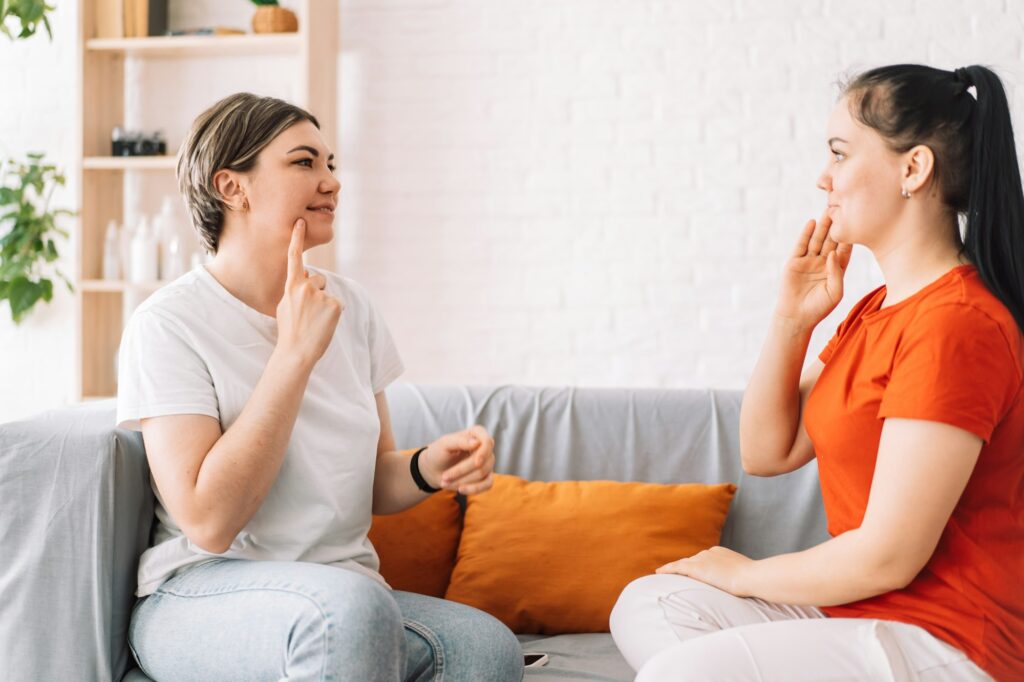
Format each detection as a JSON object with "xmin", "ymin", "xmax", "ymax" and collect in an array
[
  {"xmin": 816, "ymin": 164, "xmax": 832, "ymax": 193},
  {"xmin": 321, "ymin": 170, "xmax": 341, "ymax": 195}
]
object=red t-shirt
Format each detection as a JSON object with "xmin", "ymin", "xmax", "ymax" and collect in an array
[{"xmin": 804, "ymin": 264, "xmax": 1024, "ymax": 681}]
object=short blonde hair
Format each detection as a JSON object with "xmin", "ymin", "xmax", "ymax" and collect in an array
[{"xmin": 176, "ymin": 92, "xmax": 319, "ymax": 253}]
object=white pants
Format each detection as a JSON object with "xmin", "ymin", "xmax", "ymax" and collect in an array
[{"xmin": 610, "ymin": 574, "xmax": 992, "ymax": 682}]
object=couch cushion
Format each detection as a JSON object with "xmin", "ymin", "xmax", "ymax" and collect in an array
[
  {"xmin": 520, "ymin": 633, "xmax": 633, "ymax": 680},
  {"xmin": 369, "ymin": 488, "xmax": 463, "ymax": 598},
  {"xmin": 445, "ymin": 474, "xmax": 736, "ymax": 634}
]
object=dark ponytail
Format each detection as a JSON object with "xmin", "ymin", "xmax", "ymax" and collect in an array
[
  {"xmin": 843, "ymin": 64, "xmax": 1024, "ymax": 333},
  {"xmin": 956, "ymin": 66, "xmax": 1024, "ymax": 334}
]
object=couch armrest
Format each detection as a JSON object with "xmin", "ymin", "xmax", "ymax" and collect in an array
[{"xmin": 0, "ymin": 400, "xmax": 153, "ymax": 682}]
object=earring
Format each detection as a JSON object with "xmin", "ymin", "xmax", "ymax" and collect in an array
[{"xmin": 901, "ymin": 188, "xmax": 911, "ymax": 199}]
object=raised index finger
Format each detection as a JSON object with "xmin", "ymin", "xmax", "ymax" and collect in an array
[{"xmin": 287, "ymin": 219, "xmax": 306, "ymax": 286}]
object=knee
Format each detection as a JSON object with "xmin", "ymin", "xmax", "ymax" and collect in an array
[
  {"xmin": 437, "ymin": 607, "xmax": 522, "ymax": 681},
  {"xmin": 611, "ymin": 574, "xmax": 701, "ymax": 637},
  {"xmin": 480, "ymin": 616, "xmax": 523, "ymax": 682},
  {"xmin": 324, "ymin": 572, "xmax": 404, "ymax": 642},
  {"xmin": 295, "ymin": 571, "xmax": 405, "ymax": 660}
]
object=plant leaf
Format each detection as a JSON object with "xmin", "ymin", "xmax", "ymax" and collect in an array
[{"xmin": 7, "ymin": 276, "xmax": 41, "ymax": 323}]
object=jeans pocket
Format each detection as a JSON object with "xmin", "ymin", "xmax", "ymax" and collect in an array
[{"xmin": 404, "ymin": 618, "xmax": 445, "ymax": 681}]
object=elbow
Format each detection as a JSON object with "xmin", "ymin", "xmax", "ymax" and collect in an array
[
  {"xmin": 861, "ymin": 541, "xmax": 927, "ymax": 594},
  {"xmin": 739, "ymin": 449, "xmax": 782, "ymax": 477},
  {"xmin": 738, "ymin": 432, "xmax": 784, "ymax": 477},
  {"xmin": 184, "ymin": 521, "xmax": 235, "ymax": 555},
  {"xmin": 875, "ymin": 562, "xmax": 922, "ymax": 593}
]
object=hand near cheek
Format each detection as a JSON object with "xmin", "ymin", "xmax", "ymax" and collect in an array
[
  {"xmin": 419, "ymin": 425, "xmax": 495, "ymax": 496},
  {"xmin": 655, "ymin": 546, "xmax": 754, "ymax": 597}
]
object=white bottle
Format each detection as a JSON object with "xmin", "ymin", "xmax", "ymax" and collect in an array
[
  {"xmin": 129, "ymin": 216, "xmax": 158, "ymax": 283},
  {"xmin": 154, "ymin": 196, "xmax": 177, "ymax": 280},
  {"xmin": 102, "ymin": 220, "xmax": 121, "ymax": 280},
  {"xmin": 164, "ymin": 233, "xmax": 185, "ymax": 281}
]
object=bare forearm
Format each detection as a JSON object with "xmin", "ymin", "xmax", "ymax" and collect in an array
[
  {"xmin": 192, "ymin": 349, "xmax": 314, "ymax": 548},
  {"xmin": 372, "ymin": 449, "xmax": 432, "ymax": 515},
  {"xmin": 740, "ymin": 315, "xmax": 813, "ymax": 469},
  {"xmin": 739, "ymin": 530, "xmax": 907, "ymax": 607}
]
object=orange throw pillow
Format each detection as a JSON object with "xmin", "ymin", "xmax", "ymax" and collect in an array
[
  {"xmin": 368, "ymin": 455, "xmax": 463, "ymax": 598},
  {"xmin": 444, "ymin": 474, "xmax": 736, "ymax": 634}
]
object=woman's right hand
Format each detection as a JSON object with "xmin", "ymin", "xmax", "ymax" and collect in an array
[
  {"xmin": 275, "ymin": 218, "xmax": 344, "ymax": 365},
  {"xmin": 775, "ymin": 210, "xmax": 853, "ymax": 331}
]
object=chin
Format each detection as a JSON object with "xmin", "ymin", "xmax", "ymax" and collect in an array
[
  {"xmin": 828, "ymin": 218, "xmax": 848, "ymax": 242},
  {"xmin": 305, "ymin": 220, "xmax": 335, "ymax": 246}
]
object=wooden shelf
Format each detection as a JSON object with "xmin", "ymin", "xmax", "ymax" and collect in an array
[
  {"xmin": 75, "ymin": 0, "xmax": 338, "ymax": 400},
  {"xmin": 83, "ymin": 156, "xmax": 176, "ymax": 171},
  {"xmin": 86, "ymin": 33, "xmax": 301, "ymax": 57},
  {"xmin": 82, "ymin": 395, "xmax": 118, "ymax": 403}
]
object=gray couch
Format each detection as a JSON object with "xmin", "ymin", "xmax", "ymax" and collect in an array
[{"xmin": 0, "ymin": 384, "xmax": 828, "ymax": 681}]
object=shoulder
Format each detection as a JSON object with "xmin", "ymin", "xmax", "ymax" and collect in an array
[
  {"xmin": 126, "ymin": 270, "xmax": 211, "ymax": 337},
  {"xmin": 912, "ymin": 268, "xmax": 1021, "ymax": 346},
  {"xmin": 901, "ymin": 278, "xmax": 1023, "ymax": 381}
]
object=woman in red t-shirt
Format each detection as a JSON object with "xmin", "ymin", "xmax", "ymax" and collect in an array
[{"xmin": 611, "ymin": 65, "xmax": 1024, "ymax": 681}]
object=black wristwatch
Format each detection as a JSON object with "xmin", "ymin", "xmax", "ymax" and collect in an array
[{"xmin": 410, "ymin": 446, "xmax": 441, "ymax": 494}]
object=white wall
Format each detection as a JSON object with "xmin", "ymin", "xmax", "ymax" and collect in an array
[{"xmin": 2, "ymin": 0, "xmax": 1023, "ymax": 422}]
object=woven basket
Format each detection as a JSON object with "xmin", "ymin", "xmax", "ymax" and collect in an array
[{"xmin": 252, "ymin": 6, "xmax": 299, "ymax": 34}]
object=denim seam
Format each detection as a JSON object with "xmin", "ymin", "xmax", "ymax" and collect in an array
[
  {"xmin": 403, "ymin": 618, "xmax": 445, "ymax": 682},
  {"xmin": 150, "ymin": 586, "xmax": 331, "ymax": 682}
]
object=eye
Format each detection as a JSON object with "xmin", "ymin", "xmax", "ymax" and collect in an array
[
  {"xmin": 830, "ymin": 149, "xmax": 846, "ymax": 162},
  {"xmin": 294, "ymin": 158, "xmax": 314, "ymax": 168},
  {"xmin": 328, "ymin": 164, "xmax": 337, "ymax": 173}
]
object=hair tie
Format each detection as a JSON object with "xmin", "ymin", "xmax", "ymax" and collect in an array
[{"xmin": 953, "ymin": 67, "xmax": 973, "ymax": 91}]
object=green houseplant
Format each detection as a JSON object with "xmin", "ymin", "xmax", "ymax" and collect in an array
[
  {"xmin": 0, "ymin": 0, "xmax": 69, "ymax": 324},
  {"xmin": 0, "ymin": 0, "xmax": 56, "ymax": 40},
  {"xmin": 0, "ymin": 154, "xmax": 74, "ymax": 323}
]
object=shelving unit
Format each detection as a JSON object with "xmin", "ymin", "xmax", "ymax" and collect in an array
[{"xmin": 74, "ymin": 0, "xmax": 338, "ymax": 400}]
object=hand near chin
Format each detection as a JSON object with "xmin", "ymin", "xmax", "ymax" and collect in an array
[
  {"xmin": 775, "ymin": 209, "xmax": 854, "ymax": 331},
  {"xmin": 275, "ymin": 218, "xmax": 344, "ymax": 366},
  {"xmin": 418, "ymin": 426, "xmax": 496, "ymax": 496},
  {"xmin": 655, "ymin": 546, "xmax": 754, "ymax": 597}
]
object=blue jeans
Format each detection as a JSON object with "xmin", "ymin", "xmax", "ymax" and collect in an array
[{"xmin": 128, "ymin": 559, "xmax": 524, "ymax": 682}]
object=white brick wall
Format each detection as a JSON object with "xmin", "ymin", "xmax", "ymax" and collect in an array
[
  {"xmin": 336, "ymin": 0, "xmax": 1024, "ymax": 390},
  {"xmin": 2, "ymin": 0, "xmax": 1023, "ymax": 421}
]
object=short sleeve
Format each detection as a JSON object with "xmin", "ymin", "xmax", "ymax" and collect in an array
[
  {"xmin": 877, "ymin": 304, "xmax": 1021, "ymax": 442},
  {"xmin": 366, "ymin": 299, "xmax": 404, "ymax": 394},
  {"xmin": 818, "ymin": 328, "xmax": 841, "ymax": 364},
  {"xmin": 115, "ymin": 310, "xmax": 219, "ymax": 431}
]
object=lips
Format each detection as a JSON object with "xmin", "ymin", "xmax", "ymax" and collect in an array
[{"xmin": 306, "ymin": 204, "xmax": 335, "ymax": 214}]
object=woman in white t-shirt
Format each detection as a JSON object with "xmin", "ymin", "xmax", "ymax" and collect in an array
[{"xmin": 116, "ymin": 92, "xmax": 523, "ymax": 682}]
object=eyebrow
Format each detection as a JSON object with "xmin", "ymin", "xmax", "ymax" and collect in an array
[
  {"xmin": 828, "ymin": 137, "xmax": 849, "ymax": 146},
  {"xmin": 287, "ymin": 145, "xmax": 336, "ymax": 161}
]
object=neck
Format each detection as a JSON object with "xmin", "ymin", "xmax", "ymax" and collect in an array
[
  {"xmin": 872, "ymin": 209, "xmax": 968, "ymax": 307},
  {"xmin": 205, "ymin": 229, "xmax": 287, "ymax": 318}
]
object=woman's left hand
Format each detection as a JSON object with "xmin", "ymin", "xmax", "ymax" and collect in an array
[
  {"xmin": 655, "ymin": 546, "xmax": 755, "ymax": 597},
  {"xmin": 420, "ymin": 425, "xmax": 495, "ymax": 495}
]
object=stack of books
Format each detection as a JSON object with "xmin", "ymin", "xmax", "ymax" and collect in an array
[{"xmin": 95, "ymin": 0, "xmax": 168, "ymax": 39}]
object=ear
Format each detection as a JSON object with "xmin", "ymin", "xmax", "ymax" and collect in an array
[
  {"xmin": 212, "ymin": 169, "xmax": 247, "ymax": 210},
  {"xmin": 901, "ymin": 144, "xmax": 936, "ymax": 195}
]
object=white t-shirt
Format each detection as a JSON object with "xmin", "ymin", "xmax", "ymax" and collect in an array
[{"xmin": 116, "ymin": 264, "xmax": 404, "ymax": 597}]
